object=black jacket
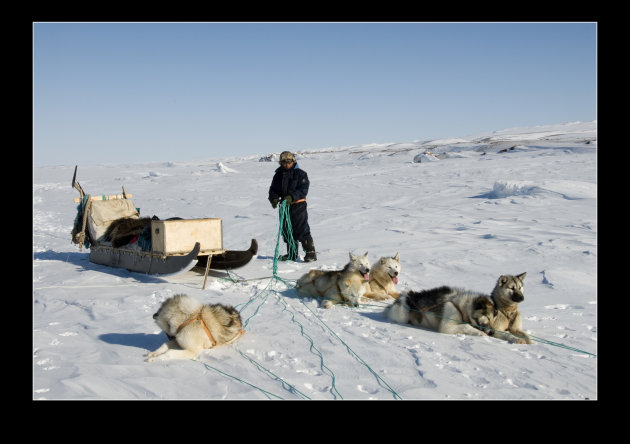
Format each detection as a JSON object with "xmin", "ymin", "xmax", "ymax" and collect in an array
[{"xmin": 268, "ymin": 163, "xmax": 310, "ymax": 203}]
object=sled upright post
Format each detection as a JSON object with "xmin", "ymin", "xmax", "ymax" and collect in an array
[{"xmin": 202, "ymin": 255, "xmax": 213, "ymax": 290}]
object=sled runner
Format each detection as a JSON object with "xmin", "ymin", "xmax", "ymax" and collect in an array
[
  {"xmin": 194, "ymin": 238, "xmax": 258, "ymax": 271},
  {"xmin": 70, "ymin": 166, "xmax": 257, "ymax": 278}
]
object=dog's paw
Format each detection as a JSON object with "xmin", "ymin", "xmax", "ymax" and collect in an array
[
  {"xmin": 508, "ymin": 336, "xmax": 528, "ymax": 344},
  {"xmin": 323, "ymin": 300, "xmax": 334, "ymax": 309},
  {"xmin": 146, "ymin": 353, "xmax": 166, "ymax": 363},
  {"xmin": 145, "ymin": 351, "xmax": 160, "ymax": 362}
]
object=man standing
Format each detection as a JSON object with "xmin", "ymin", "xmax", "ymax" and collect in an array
[{"xmin": 268, "ymin": 151, "xmax": 317, "ymax": 262}]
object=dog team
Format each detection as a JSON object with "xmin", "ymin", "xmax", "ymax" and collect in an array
[{"xmin": 146, "ymin": 251, "xmax": 532, "ymax": 362}]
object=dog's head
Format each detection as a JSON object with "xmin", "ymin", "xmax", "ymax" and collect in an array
[
  {"xmin": 379, "ymin": 253, "xmax": 401, "ymax": 284},
  {"xmin": 494, "ymin": 272, "xmax": 527, "ymax": 305},
  {"xmin": 349, "ymin": 251, "xmax": 371, "ymax": 280},
  {"xmin": 152, "ymin": 303, "xmax": 173, "ymax": 337},
  {"xmin": 152, "ymin": 294, "xmax": 202, "ymax": 338},
  {"xmin": 471, "ymin": 296, "xmax": 498, "ymax": 333}
]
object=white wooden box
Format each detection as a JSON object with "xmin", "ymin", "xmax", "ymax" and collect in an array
[{"xmin": 151, "ymin": 218, "xmax": 223, "ymax": 255}]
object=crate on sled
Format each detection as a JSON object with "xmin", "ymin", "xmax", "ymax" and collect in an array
[{"xmin": 151, "ymin": 218, "xmax": 223, "ymax": 256}]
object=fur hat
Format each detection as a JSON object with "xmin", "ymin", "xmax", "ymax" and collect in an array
[{"xmin": 279, "ymin": 151, "xmax": 296, "ymax": 164}]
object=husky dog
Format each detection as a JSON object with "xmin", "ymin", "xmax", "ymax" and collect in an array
[
  {"xmin": 146, "ymin": 294, "xmax": 244, "ymax": 362},
  {"xmin": 386, "ymin": 286, "xmax": 497, "ymax": 337},
  {"xmin": 296, "ymin": 252, "xmax": 370, "ymax": 308},
  {"xmin": 363, "ymin": 253, "xmax": 401, "ymax": 301},
  {"xmin": 485, "ymin": 273, "xmax": 533, "ymax": 344}
]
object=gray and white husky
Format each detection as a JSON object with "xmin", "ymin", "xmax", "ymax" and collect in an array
[
  {"xmin": 296, "ymin": 252, "xmax": 371, "ymax": 308},
  {"xmin": 385, "ymin": 273, "xmax": 532, "ymax": 343},
  {"xmin": 385, "ymin": 286, "xmax": 497, "ymax": 337},
  {"xmin": 146, "ymin": 294, "xmax": 244, "ymax": 362},
  {"xmin": 485, "ymin": 273, "xmax": 533, "ymax": 344}
]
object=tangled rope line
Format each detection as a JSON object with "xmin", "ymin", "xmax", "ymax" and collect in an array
[{"xmin": 224, "ymin": 201, "xmax": 402, "ymax": 399}]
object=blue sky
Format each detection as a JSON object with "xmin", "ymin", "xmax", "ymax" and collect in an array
[{"xmin": 33, "ymin": 22, "xmax": 596, "ymax": 167}]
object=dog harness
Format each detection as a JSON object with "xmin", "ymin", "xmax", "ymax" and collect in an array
[{"xmin": 176, "ymin": 310, "xmax": 244, "ymax": 347}]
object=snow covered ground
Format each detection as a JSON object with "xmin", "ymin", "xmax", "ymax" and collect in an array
[{"xmin": 33, "ymin": 121, "xmax": 597, "ymax": 400}]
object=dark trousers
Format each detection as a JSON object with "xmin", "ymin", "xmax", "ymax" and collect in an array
[{"xmin": 281, "ymin": 201, "xmax": 310, "ymax": 244}]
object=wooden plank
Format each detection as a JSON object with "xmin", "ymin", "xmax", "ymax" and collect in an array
[
  {"xmin": 74, "ymin": 194, "xmax": 132, "ymax": 203},
  {"xmin": 202, "ymin": 254, "xmax": 212, "ymax": 290}
]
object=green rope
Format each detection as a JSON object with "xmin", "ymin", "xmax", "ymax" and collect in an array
[
  {"xmin": 197, "ymin": 360, "xmax": 284, "ymax": 399},
  {"xmin": 274, "ymin": 200, "xmax": 298, "ymax": 272},
  {"xmin": 272, "ymin": 286, "xmax": 344, "ymax": 400},
  {"xmin": 294, "ymin": 293, "xmax": 403, "ymax": 400},
  {"xmin": 236, "ymin": 347, "xmax": 311, "ymax": 400},
  {"xmin": 235, "ymin": 274, "xmax": 344, "ymax": 399},
  {"xmin": 272, "ymin": 204, "xmax": 401, "ymax": 399},
  {"xmin": 231, "ymin": 205, "xmax": 346, "ymax": 399},
  {"xmin": 219, "ymin": 199, "xmax": 404, "ymax": 399},
  {"xmin": 528, "ymin": 335, "xmax": 597, "ymax": 357}
]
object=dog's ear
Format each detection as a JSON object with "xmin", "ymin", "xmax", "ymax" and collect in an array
[
  {"xmin": 394, "ymin": 252, "xmax": 400, "ymax": 262},
  {"xmin": 498, "ymin": 275, "xmax": 508, "ymax": 286},
  {"xmin": 349, "ymin": 252, "xmax": 355, "ymax": 261},
  {"xmin": 380, "ymin": 257, "xmax": 386, "ymax": 264},
  {"xmin": 517, "ymin": 272, "xmax": 527, "ymax": 282}
]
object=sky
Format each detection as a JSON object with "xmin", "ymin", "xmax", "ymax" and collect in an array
[{"xmin": 33, "ymin": 22, "xmax": 597, "ymax": 167}]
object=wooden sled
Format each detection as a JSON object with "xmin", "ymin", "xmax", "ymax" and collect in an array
[{"xmin": 70, "ymin": 166, "xmax": 256, "ymax": 280}]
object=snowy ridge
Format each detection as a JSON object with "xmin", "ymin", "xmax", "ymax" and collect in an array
[
  {"xmin": 287, "ymin": 120, "xmax": 597, "ymax": 160},
  {"xmin": 33, "ymin": 121, "xmax": 597, "ymax": 400}
]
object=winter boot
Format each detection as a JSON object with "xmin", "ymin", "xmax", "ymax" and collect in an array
[
  {"xmin": 281, "ymin": 241, "xmax": 298, "ymax": 261},
  {"xmin": 301, "ymin": 236, "xmax": 317, "ymax": 262}
]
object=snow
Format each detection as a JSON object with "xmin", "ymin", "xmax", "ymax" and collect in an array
[{"xmin": 33, "ymin": 121, "xmax": 597, "ymax": 400}]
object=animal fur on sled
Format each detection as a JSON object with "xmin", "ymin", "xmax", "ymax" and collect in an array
[{"xmin": 103, "ymin": 217, "xmax": 152, "ymax": 248}]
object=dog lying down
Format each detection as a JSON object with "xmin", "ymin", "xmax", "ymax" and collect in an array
[
  {"xmin": 146, "ymin": 294, "xmax": 244, "ymax": 362},
  {"xmin": 385, "ymin": 273, "xmax": 533, "ymax": 344}
]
